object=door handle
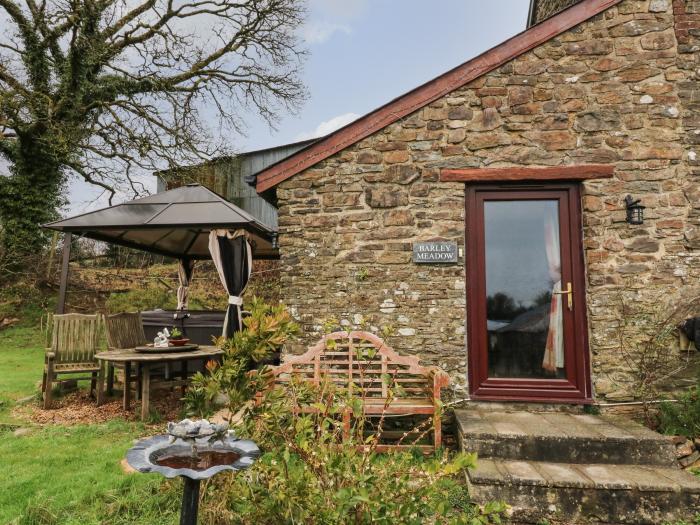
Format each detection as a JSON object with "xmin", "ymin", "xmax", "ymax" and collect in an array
[{"xmin": 553, "ymin": 282, "xmax": 573, "ymax": 311}]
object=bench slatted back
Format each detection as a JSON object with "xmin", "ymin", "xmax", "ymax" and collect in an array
[
  {"xmin": 105, "ymin": 312, "xmax": 147, "ymax": 350},
  {"xmin": 49, "ymin": 313, "xmax": 102, "ymax": 365},
  {"xmin": 272, "ymin": 331, "xmax": 439, "ymax": 399}
]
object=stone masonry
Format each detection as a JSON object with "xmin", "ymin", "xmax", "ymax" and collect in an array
[{"xmin": 276, "ymin": 0, "xmax": 699, "ymax": 401}]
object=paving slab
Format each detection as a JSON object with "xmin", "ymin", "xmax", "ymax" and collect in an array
[
  {"xmin": 540, "ymin": 412, "xmax": 605, "ymax": 439},
  {"xmin": 570, "ymin": 464, "xmax": 633, "ymax": 490},
  {"xmin": 614, "ymin": 465, "xmax": 680, "ymax": 492},
  {"xmin": 655, "ymin": 466, "xmax": 700, "ymax": 493},
  {"xmin": 570, "ymin": 414, "xmax": 637, "ymax": 439},
  {"xmin": 456, "ymin": 408, "xmax": 678, "ymax": 466},
  {"xmin": 454, "ymin": 409, "xmax": 497, "ymax": 435},
  {"xmin": 481, "ymin": 411, "xmax": 531, "ymax": 435},
  {"xmin": 468, "ymin": 457, "xmax": 504, "ymax": 484},
  {"xmin": 505, "ymin": 411, "xmax": 563, "ymax": 437},
  {"xmin": 502, "ymin": 460, "xmax": 548, "ymax": 486},
  {"xmin": 535, "ymin": 461, "xmax": 591, "ymax": 488},
  {"xmin": 602, "ymin": 415, "xmax": 666, "ymax": 440}
]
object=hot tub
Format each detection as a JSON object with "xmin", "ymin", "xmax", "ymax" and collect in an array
[{"xmin": 141, "ymin": 310, "xmax": 226, "ymax": 345}]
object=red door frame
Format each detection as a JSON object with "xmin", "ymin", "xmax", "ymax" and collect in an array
[{"xmin": 465, "ymin": 183, "xmax": 592, "ymax": 403}]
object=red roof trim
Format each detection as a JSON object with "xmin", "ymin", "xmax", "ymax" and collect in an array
[{"xmin": 256, "ymin": 0, "xmax": 622, "ymax": 193}]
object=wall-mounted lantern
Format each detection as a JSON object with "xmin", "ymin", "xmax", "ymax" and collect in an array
[
  {"xmin": 624, "ymin": 195, "xmax": 645, "ymax": 225},
  {"xmin": 271, "ymin": 232, "xmax": 279, "ymax": 249}
]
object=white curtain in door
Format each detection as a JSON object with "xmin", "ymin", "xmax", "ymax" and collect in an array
[{"xmin": 542, "ymin": 214, "xmax": 564, "ymax": 373}]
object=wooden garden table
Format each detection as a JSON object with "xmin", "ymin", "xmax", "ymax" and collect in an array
[{"xmin": 95, "ymin": 346, "xmax": 223, "ymax": 420}]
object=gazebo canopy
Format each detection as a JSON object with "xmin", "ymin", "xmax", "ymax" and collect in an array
[{"xmin": 44, "ymin": 184, "xmax": 278, "ymax": 259}]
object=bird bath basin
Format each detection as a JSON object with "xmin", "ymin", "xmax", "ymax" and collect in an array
[{"xmin": 126, "ymin": 419, "xmax": 260, "ymax": 525}]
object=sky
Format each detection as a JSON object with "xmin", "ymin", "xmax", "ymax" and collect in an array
[{"xmin": 65, "ymin": 0, "xmax": 531, "ymax": 215}]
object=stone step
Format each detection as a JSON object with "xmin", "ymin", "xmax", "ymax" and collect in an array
[
  {"xmin": 467, "ymin": 458, "xmax": 700, "ymax": 525},
  {"xmin": 456, "ymin": 409, "xmax": 678, "ymax": 466}
]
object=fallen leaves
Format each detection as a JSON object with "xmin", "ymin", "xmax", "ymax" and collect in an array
[{"xmin": 15, "ymin": 389, "xmax": 183, "ymax": 427}]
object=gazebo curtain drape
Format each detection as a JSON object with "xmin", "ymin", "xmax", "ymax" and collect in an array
[
  {"xmin": 208, "ymin": 229, "xmax": 252, "ymax": 338},
  {"xmin": 176, "ymin": 258, "xmax": 196, "ymax": 311}
]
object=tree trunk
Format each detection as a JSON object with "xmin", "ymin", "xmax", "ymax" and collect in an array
[{"xmin": 0, "ymin": 136, "xmax": 65, "ymax": 270}]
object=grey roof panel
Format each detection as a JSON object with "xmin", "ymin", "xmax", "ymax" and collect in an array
[{"xmin": 44, "ymin": 184, "xmax": 277, "ymax": 259}]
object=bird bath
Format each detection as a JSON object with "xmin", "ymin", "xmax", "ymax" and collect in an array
[{"xmin": 126, "ymin": 419, "xmax": 260, "ymax": 525}]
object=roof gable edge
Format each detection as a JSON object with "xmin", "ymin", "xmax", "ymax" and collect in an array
[{"xmin": 256, "ymin": 0, "xmax": 622, "ymax": 193}]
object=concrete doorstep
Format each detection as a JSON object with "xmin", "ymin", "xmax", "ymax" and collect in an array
[{"xmin": 456, "ymin": 408, "xmax": 700, "ymax": 524}]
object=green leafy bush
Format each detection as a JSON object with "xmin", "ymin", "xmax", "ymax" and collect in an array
[
  {"xmin": 185, "ymin": 309, "xmax": 507, "ymax": 523},
  {"xmin": 197, "ymin": 379, "xmax": 507, "ymax": 525},
  {"xmin": 183, "ymin": 297, "xmax": 300, "ymax": 417},
  {"xmin": 658, "ymin": 379, "xmax": 700, "ymax": 437},
  {"xmin": 214, "ymin": 297, "xmax": 300, "ymax": 364}
]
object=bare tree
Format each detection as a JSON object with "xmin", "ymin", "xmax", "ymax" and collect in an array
[{"xmin": 0, "ymin": 0, "xmax": 307, "ymax": 266}]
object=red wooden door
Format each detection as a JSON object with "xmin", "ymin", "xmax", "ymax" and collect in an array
[{"xmin": 465, "ymin": 184, "xmax": 591, "ymax": 402}]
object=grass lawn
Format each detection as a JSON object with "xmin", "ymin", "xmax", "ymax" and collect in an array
[
  {"xmin": 0, "ymin": 325, "xmax": 45, "ymax": 425},
  {"xmin": 0, "ymin": 319, "xmax": 179, "ymax": 524},
  {"xmin": 1, "ymin": 421, "xmax": 178, "ymax": 524}
]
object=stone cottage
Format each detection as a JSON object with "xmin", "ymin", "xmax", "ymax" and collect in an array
[{"xmin": 246, "ymin": 0, "xmax": 699, "ymax": 405}]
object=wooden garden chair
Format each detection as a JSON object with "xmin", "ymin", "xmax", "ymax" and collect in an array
[
  {"xmin": 103, "ymin": 312, "xmax": 149, "ymax": 405},
  {"xmin": 103, "ymin": 312, "xmax": 179, "ymax": 408},
  {"xmin": 42, "ymin": 313, "xmax": 103, "ymax": 409},
  {"xmin": 262, "ymin": 331, "xmax": 450, "ymax": 452}
]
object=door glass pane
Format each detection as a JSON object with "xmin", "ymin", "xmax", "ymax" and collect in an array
[{"xmin": 484, "ymin": 200, "xmax": 565, "ymax": 379}]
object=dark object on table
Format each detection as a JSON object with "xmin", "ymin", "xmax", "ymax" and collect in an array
[
  {"xmin": 142, "ymin": 310, "xmax": 225, "ymax": 345},
  {"xmin": 169, "ymin": 337, "xmax": 191, "ymax": 347}
]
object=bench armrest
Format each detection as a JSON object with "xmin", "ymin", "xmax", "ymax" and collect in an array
[{"xmin": 429, "ymin": 368, "xmax": 449, "ymax": 402}]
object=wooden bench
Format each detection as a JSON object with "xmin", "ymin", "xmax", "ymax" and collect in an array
[{"xmin": 264, "ymin": 331, "xmax": 449, "ymax": 451}]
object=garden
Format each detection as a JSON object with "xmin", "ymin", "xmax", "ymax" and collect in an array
[
  {"xmin": 0, "ymin": 270, "xmax": 513, "ymax": 525},
  {"xmin": 2, "ymin": 277, "xmax": 700, "ymax": 525}
]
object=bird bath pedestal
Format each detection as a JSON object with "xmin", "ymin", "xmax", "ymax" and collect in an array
[{"xmin": 126, "ymin": 420, "xmax": 260, "ymax": 525}]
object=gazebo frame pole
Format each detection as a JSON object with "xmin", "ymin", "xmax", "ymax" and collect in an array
[{"xmin": 56, "ymin": 232, "xmax": 72, "ymax": 314}]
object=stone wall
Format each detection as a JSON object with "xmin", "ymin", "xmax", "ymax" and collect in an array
[{"xmin": 276, "ymin": 0, "xmax": 699, "ymax": 400}]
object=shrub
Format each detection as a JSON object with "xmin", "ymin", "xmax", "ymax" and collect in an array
[
  {"xmin": 197, "ymin": 379, "xmax": 507, "ymax": 525},
  {"xmin": 214, "ymin": 297, "xmax": 300, "ymax": 365},
  {"xmin": 185, "ymin": 307, "xmax": 507, "ymax": 524},
  {"xmin": 183, "ymin": 297, "xmax": 300, "ymax": 417},
  {"xmin": 613, "ymin": 290, "xmax": 700, "ymax": 424},
  {"xmin": 658, "ymin": 377, "xmax": 700, "ymax": 438}
]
